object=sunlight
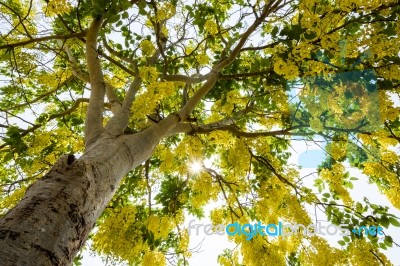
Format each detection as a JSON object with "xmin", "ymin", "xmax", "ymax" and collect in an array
[{"xmin": 189, "ymin": 161, "xmax": 203, "ymax": 174}]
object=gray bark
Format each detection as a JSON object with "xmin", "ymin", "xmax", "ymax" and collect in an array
[{"xmin": 0, "ymin": 119, "xmax": 177, "ymax": 265}]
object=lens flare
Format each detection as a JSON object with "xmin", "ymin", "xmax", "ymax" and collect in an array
[{"xmin": 189, "ymin": 161, "xmax": 203, "ymax": 173}]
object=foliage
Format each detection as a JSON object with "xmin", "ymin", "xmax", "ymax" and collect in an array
[{"xmin": 0, "ymin": 0, "xmax": 400, "ymax": 265}]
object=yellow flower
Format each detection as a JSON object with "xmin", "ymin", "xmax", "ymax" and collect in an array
[
  {"xmin": 140, "ymin": 40, "xmax": 156, "ymax": 56},
  {"xmin": 45, "ymin": 0, "xmax": 72, "ymax": 16},
  {"xmin": 195, "ymin": 54, "xmax": 210, "ymax": 65},
  {"xmin": 204, "ymin": 20, "xmax": 219, "ymax": 35},
  {"xmin": 273, "ymin": 58, "xmax": 299, "ymax": 80},
  {"xmin": 142, "ymin": 251, "xmax": 166, "ymax": 266},
  {"xmin": 309, "ymin": 117, "xmax": 323, "ymax": 132}
]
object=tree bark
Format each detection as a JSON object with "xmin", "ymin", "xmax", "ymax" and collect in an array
[{"xmin": 0, "ymin": 116, "xmax": 178, "ymax": 265}]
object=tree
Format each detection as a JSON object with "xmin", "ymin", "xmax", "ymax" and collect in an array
[{"xmin": 0, "ymin": 0, "xmax": 399, "ymax": 264}]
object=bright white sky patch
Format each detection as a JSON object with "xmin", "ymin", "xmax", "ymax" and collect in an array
[{"xmin": 189, "ymin": 161, "xmax": 203, "ymax": 174}]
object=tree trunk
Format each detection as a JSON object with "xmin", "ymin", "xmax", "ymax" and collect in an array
[{"xmin": 0, "ymin": 118, "xmax": 176, "ymax": 265}]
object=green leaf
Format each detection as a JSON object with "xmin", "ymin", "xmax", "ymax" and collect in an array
[
  {"xmin": 122, "ymin": 11, "xmax": 129, "ymax": 19},
  {"xmin": 271, "ymin": 26, "xmax": 279, "ymax": 37},
  {"xmin": 389, "ymin": 217, "xmax": 400, "ymax": 227},
  {"xmin": 304, "ymin": 31, "xmax": 317, "ymax": 40},
  {"xmin": 380, "ymin": 216, "xmax": 390, "ymax": 229},
  {"xmin": 384, "ymin": 236, "xmax": 393, "ymax": 247},
  {"xmin": 108, "ymin": 14, "xmax": 120, "ymax": 24}
]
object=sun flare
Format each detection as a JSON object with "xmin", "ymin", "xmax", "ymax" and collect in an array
[{"xmin": 189, "ymin": 161, "xmax": 203, "ymax": 173}]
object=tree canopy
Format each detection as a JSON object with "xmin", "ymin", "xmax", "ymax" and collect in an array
[{"xmin": 0, "ymin": 0, "xmax": 400, "ymax": 265}]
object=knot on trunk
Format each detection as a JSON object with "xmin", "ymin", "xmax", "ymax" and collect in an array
[{"xmin": 51, "ymin": 154, "xmax": 76, "ymax": 174}]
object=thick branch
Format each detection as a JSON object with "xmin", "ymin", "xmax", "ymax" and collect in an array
[
  {"xmin": 163, "ymin": 74, "xmax": 210, "ymax": 84},
  {"xmin": 85, "ymin": 17, "xmax": 106, "ymax": 147},
  {"xmin": 177, "ymin": 72, "xmax": 218, "ymax": 121},
  {"xmin": 169, "ymin": 122, "xmax": 308, "ymax": 137},
  {"xmin": 240, "ymin": 40, "xmax": 281, "ymax": 52},
  {"xmin": 64, "ymin": 45, "xmax": 122, "ymax": 114},
  {"xmin": 0, "ymin": 32, "xmax": 87, "ymax": 50},
  {"xmin": 104, "ymin": 19, "xmax": 168, "ymax": 136},
  {"xmin": 105, "ymin": 77, "xmax": 141, "ymax": 136}
]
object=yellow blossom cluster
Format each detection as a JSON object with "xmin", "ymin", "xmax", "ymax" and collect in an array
[
  {"xmin": 0, "ymin": 186, "xmax": 27, "ymax": 216},
  {"xmin": 385, "ymin": 186, "xmax": 400, "ymax": 209},
  {"xmin": 190, "ymin": 172, "xmax": 219, "ymax": 208},
  {"xmin": 320, "ymin": 163, "xmax": 353, "ymax": 205},
  {"xmin": 140, "ymin": 66, "xmax": 158, "ymax": 81},
  {"xmin": 140, "ymin": 40, "xmax": 156, "ymax": 57},
  {"xmin": 363, "ymin": 162, "xmax": 396, "ymax": 182},
  {"xmin": 377, "ymin": 65, "xmax": 400, "ymax": 82},
  {"xmin": 273, "ymin": 57, "xmax": 299, "ymax": 80},
  {"xmin": 175, "ymin": 136, "xmax": 203, "ymax": 159},
  {"xmin": 226, "ymin": 90, "xmax": 248, "ymax": 111},
  {"xmin": 326, "ymin": 140, "xmax": 347, "ymax": 160},
  {"xmin": 291, "ymin": 42, "xmax": 313, "ymax": 60},
  {"xmin": 347, "ymin": 239, "xmax": 391, "ymax": 265},
  {"xmin": 255, "ymin": 179, "xmax": 290, "ymax": 223},
  {"xmin": 154, "ymin": 2, "xmax": 175, "ymax": 22},
  {"xmin": 378, "ymin": 90, "xmax": 400, "ymax": 121},
  {"xmin": 381, "ymin": 150, "xmax": 398, "ymax": 165},
  {"xmin": 300, "ymin": 236, "xmax": 347, "ymax": 265},
  {"xmin": 26, "ymin": 128, "xmax": 84, "ymax": 176},
  {"xmin": 155, "ymin": 145, "xmax": 176, "ymax": 173},
  {"xmin": 282, "ymin": 194, "xmax": 312, "ymax": 225},
  {"xmin": 309, "ymin": 117, "xmax": 324, "ymax": 132},
  {"xmin": 218, "ymin": 250, "xmax": 240, "ymax": 266},
  {"xmin": 131, "ymin": 80, "xmax": 178, "ymax": 121},
  {"xmin": 206, "ymin": 131, "xmax": 235, "ymax": 149},
  {"xmin": 370, "ymin": 34, "xmax": 400, "ymax": 59},
  {"xmin": 177, "ymin": 230, "xmax": 190, "ymax": 255},
  {"xmin": 240, "ymin": 235, "xmax": 286, "ymax": 265},
  {"xmin": 195, "ymin": 54, "xmax": 210, "ymax": 65},
  {"xmin": 221, "ymin": 139, "xmax": 251, "ymax": 179},
  {"xmin": 44, "ymin": 0, "xmax": 72, "ymax": 16},
  {"xmin": 36, "ymin": 70, "xmax": 72, "ymax": 87},
  {"xmin": 146, "ymin": 215, "xmax": 174, "ymax": 239},
  {"xmin": 210, "ymin": 208, "xmax": 225, "ymax": 225},
  {"xmin": 204, "ymin": 20, "xmax": 219, "ymax": 35},
  {"xmin": 92, "ymin": 206, "xmax": 150, "ymax": 262},
  {"xmin": 373, "ymin": 130, "xmax": 398, "ymax": 147},
  {"xmin": 142, "ymin": 251, "xmax": 166, "ymax": 266}
]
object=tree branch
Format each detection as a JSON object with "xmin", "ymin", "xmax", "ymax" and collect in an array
[
  {"xmin": 85, "ymin": 17, "xmax": 106, "ymax": 147},
  {"xmin": 0, "ymin": 97, "xmax": 90, "ymax": 150},
  {"xmin": 177, "ymin": 1, "xmax": 282, "ymax": 121},
  {"xmin": 169, "ymin": 122, "xmax": 309, "ymax": 137},
  {"xmin": 105, "ymin": 77, "xmax": 141, "ymax": 136},
  {"xmin": 163, "ymin": 74, "xmax": 210, "ymax": 84},
  {"xmin": 0, "ymin": 32, "xmax": 87, "ymax": 50},
  {"xmin": 63, "ymin": 44, "xmax": 122, "ymax": 114},
  {"xmin": 5, "ymin": 75, "xmax": 75, "ymax": 111},
  {"xmin": 213, "ymin": 1, "xmax": 282, "ymax": 72}
]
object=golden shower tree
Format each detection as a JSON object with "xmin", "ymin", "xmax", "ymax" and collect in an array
[{"xmin": 0, "ymin": 0, "xmax": 399, "ymax": 264}]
